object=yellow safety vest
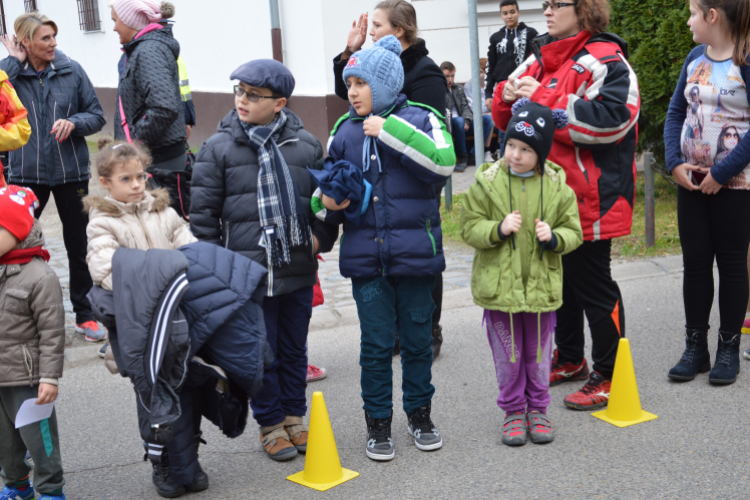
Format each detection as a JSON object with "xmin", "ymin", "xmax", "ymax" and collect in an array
[{"xmin": 177, "ymin": 56, "xmax": 192, "ymax": 102}]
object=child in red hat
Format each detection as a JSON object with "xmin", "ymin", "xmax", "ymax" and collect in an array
[{"xmin": 0, "ymin": 185, "xmax": 67, "ymax": 500}]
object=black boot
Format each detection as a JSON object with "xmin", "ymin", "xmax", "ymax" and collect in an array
[
  {"xmin": 709, "ymin": 330, "xmax": 741, "ymax": 385},
  {"xmin": 668, "ymin": 329, "xmax": 710, "ymax": 381},
  {"xmin": 185, "ymin": 433, "xmax": 209, "ymax": 493},
  {"xmin": 151, "ymin": 451, "xmax": 186, "ymax": 498},
  {"xmin": 455, "ymin": 154, "xmax": 468, "ymax": 172},
  {"xmin": 431, "ymin": 325, "xmax": 443, "ymax": 360}
]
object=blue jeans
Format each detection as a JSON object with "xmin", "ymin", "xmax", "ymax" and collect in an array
[
  {"xmin": 451, "ymin": 116, "xmax": 467, "ymax": 156},
  {"xmin": 250, "ymin": 286, "xmax": 313, "ymax": 427},
  {"xmin": 469, "ymin": 115, "xmax": 496, "ymax": 156},
  {"xmin": 352, "ymin": 275, "xmax": 436, "ymax": 418}
]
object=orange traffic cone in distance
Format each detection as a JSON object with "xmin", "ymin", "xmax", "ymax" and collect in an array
[
  {"xmin": 592, "ymin": 338, "xmax": 658, "ymax": 428},
  {"xmin": 287, "ymin": 391, "xmax": 359, "ymax": 491}
]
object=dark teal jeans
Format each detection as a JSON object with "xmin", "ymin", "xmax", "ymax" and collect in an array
[{"xmin": 352, "ymin": 275, "xmax": 436, "ymax": 419}]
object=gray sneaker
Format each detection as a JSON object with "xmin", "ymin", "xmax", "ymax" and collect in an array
[
  {"xmin": 502, "ymin": 412, "xmax": 527, "ymax": 446},
  {"xmin": 365, "ymin": 411, "xmax": 395, "ymax": 461},
  {"xmin": 407, "ymin": 403, "xmax": 442, "ymax": 451}
]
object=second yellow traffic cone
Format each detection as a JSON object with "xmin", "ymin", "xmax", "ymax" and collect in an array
[
  {"xmin": 287, "ymin": 391, "xmax": 359, "ymax": 491},
  {"xmin": 592, "ymin": 338, "xmax": 658, "ymax": 428}
]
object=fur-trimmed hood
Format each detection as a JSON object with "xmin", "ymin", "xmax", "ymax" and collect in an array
[
  {"xmin": 84, "ymin": 188, "xmax": 171, "ymax": 218},
  {"xmin": 17, "ymin": 220, "xmax": 45, "ymax": 250}
]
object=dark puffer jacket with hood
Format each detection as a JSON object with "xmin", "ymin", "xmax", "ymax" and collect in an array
[
  {"xmin": 189, "ymin": 108, "xmax": 339, "ymax": 296},
  {"xmin": 115, "ymin": 24, "xmax": 185, "ymax": 163},
  {"xmin": 0, "ymin": 50, "xmax": 105, "ymax": 187}
]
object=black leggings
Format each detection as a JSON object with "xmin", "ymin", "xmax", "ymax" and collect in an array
[{"xmin": 678, "ymin": 186, "xmax": 750, "ymax": 334}]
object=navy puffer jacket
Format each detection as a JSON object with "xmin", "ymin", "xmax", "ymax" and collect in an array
[
  {"xmin": 325, "ymin": 94, "xmax": 456, "ymax": 278},
  {"xmin": 0, "ymin": 51, "xmax": 105, "ymax": 186}
]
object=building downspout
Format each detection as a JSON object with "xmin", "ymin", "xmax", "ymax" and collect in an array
[{"xmin": 269, "ymin": 0, "xmax": 283, "ymax": 63}]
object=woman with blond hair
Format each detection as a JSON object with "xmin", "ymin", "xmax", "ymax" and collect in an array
[
  {"xmin": 0, "ymin": 11, "xmax": 106, "ymax": 342},
  {"xmin": 492, "ymin": 0, "xmax": 640, "ymax": 412}
]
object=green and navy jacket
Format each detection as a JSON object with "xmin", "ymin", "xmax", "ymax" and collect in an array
[{"xmin": 321, "ymin": 93, "xmax": 455, "ymax": 278}]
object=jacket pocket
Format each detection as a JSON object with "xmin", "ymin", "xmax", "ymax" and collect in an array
[
  {"xmin": 4, "ymin": 288, "xmax": 30, "ymax": 315},
  {"xmin": 426, "ymin": 219, "xmax": 436, "ymax": 256}
]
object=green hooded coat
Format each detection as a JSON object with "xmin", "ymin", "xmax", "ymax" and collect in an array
[{"xmin": 460, "ymin": 159, "xmax": 583, "ymax": 314}]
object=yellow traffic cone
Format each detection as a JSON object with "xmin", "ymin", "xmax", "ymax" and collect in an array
[
  {"xmin": 592, "ymin": 338, "xmax": 658, "ymax": 428},
  {"xmin": 287, "ymin": 391, "xmax": 359, "ymax": 491}
]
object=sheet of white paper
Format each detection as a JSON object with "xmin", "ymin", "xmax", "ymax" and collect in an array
[{"xmin": 15, "ymin": 398, "xmax": 55, "ymax": 429}]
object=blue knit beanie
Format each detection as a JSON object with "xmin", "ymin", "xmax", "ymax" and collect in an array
[{"xmin": 342, "ymin": 35, "xmax": 404, "ymax": 114}]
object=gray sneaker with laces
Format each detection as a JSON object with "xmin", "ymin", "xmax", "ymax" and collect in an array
[
  {"xmin": 407, "ymin": 402, "xmax": 443, "ymax": 451},
  {"xmin": 365, "ymin": 411, "xmax": 395, "ymax": 461}
]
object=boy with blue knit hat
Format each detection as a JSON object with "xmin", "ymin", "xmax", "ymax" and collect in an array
[
  {"xmin": 190, "ymin": 59, "xmax": 338, "ymax": 463},
  {"xmin": 320, "ymin": 35, "xmax": 455, "ymax": 461}
]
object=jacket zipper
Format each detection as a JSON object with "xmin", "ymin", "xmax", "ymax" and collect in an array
[
  {"xmin": 426, "ymin": 219, "xmax": 436, "ymax": 256},
  {"xmin": 224, "ymin": 221, "xmax": 230, "ymax": 248},
  {"xmin": 135, "ymin": 207, "xmax": 154, "ymax": 248},
  {"xmin": 520, "ymin": 178, "xmax": 527, "ymax": 281}
]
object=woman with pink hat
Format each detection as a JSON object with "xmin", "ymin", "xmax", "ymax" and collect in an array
[{"xmin": 110, "ymin": 1, "xmax": 187, "ymax": 173}]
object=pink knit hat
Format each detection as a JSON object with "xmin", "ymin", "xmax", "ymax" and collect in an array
[{"xmin": 111, "ymin": 0, "xmax": 164, "ymax": 31}]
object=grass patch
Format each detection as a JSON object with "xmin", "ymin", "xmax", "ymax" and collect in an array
[{"xmin": 440, "ymin": 174, "xmax": 680, "ymax": 259}]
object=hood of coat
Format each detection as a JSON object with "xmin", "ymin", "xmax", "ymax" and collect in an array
[
  {"xmin": 531, "ymin": 31, "xmax": 629, "ymax": 74},
  {"xmin": 16, "ymin": 220, "xmax": 45, "ymax": 250},
  {"xmin": 123, "ymin": 24, "xmax": 180, "ymax": 60},
  {"xmin": 220, "ymin": 107, "xmax": 305, "ymax": 146},
  {"xmin": 17, "ymin": 49, "xmax": 72, "ymax": 77},
  {"xmin": 401, "ymin": 38, "xmax": 429, "ymax": 73},
  {"xmin": 474, "ymin": 158, "xmax": 566, "ymax": 208},
  {"xmin": 84, "ymin": 188, "xmax": 171, "ymax": 218}
]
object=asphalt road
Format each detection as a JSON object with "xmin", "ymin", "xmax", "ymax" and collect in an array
[{"xmin": 51, "ymin": 266, "xmax": 750, "ymax": 500}]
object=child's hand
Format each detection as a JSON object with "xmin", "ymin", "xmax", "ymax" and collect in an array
[
  {"xmin": 37, "ymin": 383, "xmax": 58, "ymax": 405},
  {"xmin": 363, "ymin": 116, "xmax": 386, "ymax": 137},
  {"xmin": 500, "ymin": 211, "xmax": 522, "ymax": 236},
  {"xmin": 321, "ymin": 194, "xmax": 351, "ymax": 211},
  {"xmin": 699, "ymin": 170, "xmax": 723, "ymax": 195},
  {"xmin": 535, "ymin": 219, "xmax": 552, "ymax": 242},
  {"xmin": 671, "ymin": 163, "xmax": 700, "ymax": 191}
]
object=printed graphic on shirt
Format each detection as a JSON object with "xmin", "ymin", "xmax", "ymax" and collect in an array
[
  {"xmin": 680, "ymin": 53, "xmax": 750, "ymax": 189},
  {"xmin": 496, "ymin": 28, "xmax": 528, "ymax": 67}
]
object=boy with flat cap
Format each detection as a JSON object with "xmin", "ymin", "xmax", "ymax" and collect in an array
[{"xmin": 189, "ymin": 59, "xmax": 338, "ymax": 463}]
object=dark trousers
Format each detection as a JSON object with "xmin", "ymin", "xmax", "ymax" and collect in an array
[
  {"xmin": 250, "ymin": 286, "xmax": 313, "ymax": 427},
  {"xmin": 353, "ymin": 275, "xmax": 436, "ymax": 418},
  {"xmin": 0, "ymin": 385, "xmax": 65, "ymax": 494},
  {"xmin": 555, "ymin": 240, "xmax": 625, "ymax": 380},
  {"xmin": 18, "ymin": 180, "xmax": 94, "ymax": 324},
  {"xmin": 678, "ymin": 187, "xmax": 750, "ymax": 333}
]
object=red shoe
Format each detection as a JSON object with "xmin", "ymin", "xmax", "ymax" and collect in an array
[
  {"xmin": 550, "ymin": 349, "xmax": 590, "ymax": 386},
  {"xmin": 306, "ymin": 364, "xmax": 327, "ymax": 382},
  {"xmin": 563, "ymin": 371, "xmax": 611, "ymax": 410}
]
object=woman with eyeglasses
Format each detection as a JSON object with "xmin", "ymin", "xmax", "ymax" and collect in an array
[
  {"xmin": 111, "ymin": 0, "xmax": 186, "ymax": 172},
  {"xmin": 491, "ymin": 0, "xmax": 640, "ymax": 411}
]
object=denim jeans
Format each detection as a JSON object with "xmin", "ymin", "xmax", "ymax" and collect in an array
[
  {"xmin": 451, "ymin": 116, "xmax": 467, "ymax": 156},
  {"xmin": 352, "ymin": 275, "xmax": 436, "ymax": 418},
  {"xmin": 469, "ymin": 115, "xmax": 496, "ymax": 157}
]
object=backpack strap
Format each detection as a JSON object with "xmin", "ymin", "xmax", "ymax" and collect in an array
[{"xmin": 119, "ymin": 96, "xmax": 133, "ymax": 144}]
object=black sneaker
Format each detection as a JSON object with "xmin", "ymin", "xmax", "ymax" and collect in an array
[
  {"xmin": 98, "ymin": 343, "xmax": 109, "ymax": 359},
  {"xmin": 151, "ymin": 452, "xmax": 186, "ymax": 498},
  {"xmin": 185, "ymin": 465, "xmax": 209, "ymax": 493},
  {"xmin": 364, "ymin": 411, "xmax": 394, "ymax": 461},
  {"xmin": 407, "ymin": 402, "xmax": 442, "ymax": 451}
]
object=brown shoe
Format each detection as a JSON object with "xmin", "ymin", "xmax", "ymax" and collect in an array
[
  {"xmin": 284, "ymin": 415, "xmax": 308, "ymax": 453},
  {"xmin": 259, "ymin": 422, "xmax": 298, "ymax": 461}
]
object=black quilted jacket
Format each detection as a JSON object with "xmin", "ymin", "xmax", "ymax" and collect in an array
[
  {"xmin": 115, "ymin": 25, "xmax": 185, "ymax": 163},
  {"xmin": 190, "ymin": 109, "xmax": 339, "ymax": 297}
]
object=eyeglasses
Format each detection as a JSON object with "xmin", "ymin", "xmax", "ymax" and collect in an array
[
  {"xmin": 542, "ymin": 1, "xmax": 575, "ymax": 10},
  {"xmin": 107, "ymin": 173, "xmax": 149, "ymax": 185},
  {"xmin": 233, "ymin": 85, "xmax": 281, "ymax": 102}
]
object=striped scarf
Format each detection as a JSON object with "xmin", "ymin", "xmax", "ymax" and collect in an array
[{"xmin": 242, "ymin": 110, "xmax": 311, "ymax": 271}]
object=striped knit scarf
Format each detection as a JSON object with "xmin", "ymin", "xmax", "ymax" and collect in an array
[{"xmin": 242, "ymin": 110, "xmax": 311, "ymax": 271}]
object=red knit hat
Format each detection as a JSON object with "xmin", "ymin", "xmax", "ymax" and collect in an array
[{"xmin": 0, "ymin": 185, "xmax": 39, "ymax": 241}]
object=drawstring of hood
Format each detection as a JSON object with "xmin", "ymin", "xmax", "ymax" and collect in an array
[{"xmin": 362, "ymin": 112, "xmax": 383, "ymax": 172}]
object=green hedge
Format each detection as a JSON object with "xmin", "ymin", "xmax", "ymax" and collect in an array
[{"xmin": 609, "ymin": 0, "xmax": 695, "ymax": 165}]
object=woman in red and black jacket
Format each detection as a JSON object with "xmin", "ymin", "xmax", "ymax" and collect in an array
[{"xmin": 492, "ymin": 0, "xmax": 640, "ymax": 411}]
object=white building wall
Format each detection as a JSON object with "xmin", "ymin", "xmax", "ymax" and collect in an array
[{"xmin": 3, "ymin": 0, "xmax": 546, "ymax": 95}]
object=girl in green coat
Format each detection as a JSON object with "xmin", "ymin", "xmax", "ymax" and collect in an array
[{"xmin": 460, "ymin": 99, "xmax": 582, "ymax": 447}]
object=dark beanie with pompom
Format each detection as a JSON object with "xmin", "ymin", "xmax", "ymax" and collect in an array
[{"xmin": 505, "ymin": 97, "xmax": 569, "ymax": 173}]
